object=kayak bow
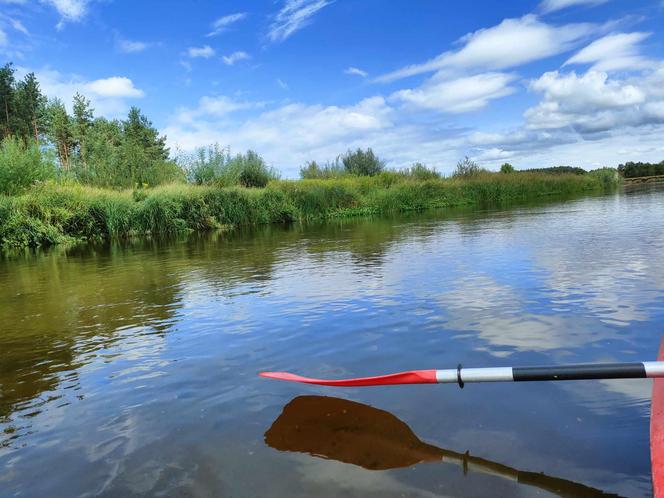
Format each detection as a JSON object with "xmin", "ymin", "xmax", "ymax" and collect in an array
[
  {"xmin": 261, "ymin": 361, "xmax": 664, "ymax": 387},
  {"xmin": 652, "ymin": 339, "xmax": 664, "ymax": 497}
]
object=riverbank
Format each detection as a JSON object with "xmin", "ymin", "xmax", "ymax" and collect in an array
[{"xmin": 0, "ymin": 172, "xmax": 615, "ymax": 248}]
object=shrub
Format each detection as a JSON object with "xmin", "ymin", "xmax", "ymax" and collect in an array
[
  {"xmin": 229, "ymin": 150, "xmax": 280, "ymax": 188},
  {"xmin": 341, "ymin": 148, "xmax": 384, "ymax": 176},
  {"xmin": 453, "ymin": 156, "xmax": 485, "ymax": 178},
  {"xmin": 500, "ymin": 163, "xmax": 515, "ymax": 173},
  {"xmin": 0, "ymin": 137, "xmax": 56, "ymax": 195},
  {"xmin": 179, "ymin": 144, "xmax": 231, "ymax": 185},
  {"xmin": 299, "ymin": 160, "xmax": 346, "ymax": 179},
  {"xmin": 402, "ymin": 162, "xmax": 441, "ymax": 180},
  {"xmin": 181, "ymin": 149, "xmax": 279, "ymax": 188}
]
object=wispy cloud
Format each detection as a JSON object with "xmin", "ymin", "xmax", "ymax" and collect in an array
[
  {"xmin": 179, "ymin": 60, "xmax": 192, "ymax": 73},
  {"xmin": 268, "ymin": 0, "xmax": 332, "ymax": 43},
  {"xmin": 344, "ymin": 67, "xmax": 368, "ymax": 77},
  {"xmin": 0, "ymin": 13, "xmax": 30, "ymax": 55},
  {"xmin": 222, "ymin": 51, "xmax": 250, "ymax": 66},
  {"xmin": 539, "ymin": 0, "xmax": 609, "ymax": 14},
  {"xmin": 207, "ymin": 12, "xmax": 247, "ymax": 37},
  {"xmin": 171, "ymin": 95, "xmax": 264, "ymax": 125},
  {"xmin": 564, "ymin": 32, "xmax": 651, "ymax": 71},
  {"xmin": 187, "ymin": 45, "xmax": 215, "ymax": 58},
  {"xmin": 375, "ymin": 15, "xmax": 596, "ymax": 83},
  {"xmin": 9, "ymin": 17, "xmax": 28, "ymax": 35},
  {"xmin": 276, "ymin": 78, "xmax": 288, "ymax": 90},
  {"xmin": 117, "ymin": 38, "xmax": 152, "ymax": 54},
  {"xmin": 392, "ymin": 72, "xmax": 516, "ymax": 113}
]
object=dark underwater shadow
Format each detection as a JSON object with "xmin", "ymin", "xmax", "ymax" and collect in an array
[{"xmin": 265, "ymin": 395, "xmax": 622, "ymax": 498}]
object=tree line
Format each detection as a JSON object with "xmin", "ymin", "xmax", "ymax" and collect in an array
[
  {"xmin": 617, "ymin": 161, "xmax": 664, "ymax": 178},
  {"xmin": 0, "ymin": 62, "xmax": 181, "ymax": 191}
]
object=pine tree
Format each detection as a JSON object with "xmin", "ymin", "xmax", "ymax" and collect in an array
[
  {"xmin": 0, "ymin": 63, "xmax": 16, "ymax": 138},
  {"xmin": 14, "ymin": 72, "xmax": 46, "ymax": 143},
  {"xmin": 45, "ymin": 98, "xmax": 73, "ymax": 170},
  {"xmin": 71, "ymin": 92, "xmax": 93, "ymax": 163},
  {"xmin": 123, "ymin": 107, "xmax": 169, "ymax": 161}
]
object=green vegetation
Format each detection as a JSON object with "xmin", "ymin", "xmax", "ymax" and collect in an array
[
  {"xmin": 179, "ymin": 145, "xmax": 279, "ymax": 188},
  {"xmin": 1, "ymin": 63, "xmax": 181, "ymax": 191},
  {"xmin": 0, "ymin": 137, "xmax": 56, "ymax": 195},
  {"xmin": 518, "ymin": 166, "xmax": 587, "ymax": 175},
  {"xmin": 341, "ymin": 148, "xmax": 384, "ymax": 176},
  {"xmin": 500, "ymin": 163, "xmax": 515, "ymax": 174},
  {"xmin": 399, "ymin": 162, "xmax": 441, "ymax": 180},
  {"xmin": 588, "ymin": 167, "xmax": 621, "ymax": 189},
  {"xmin": 618, "ymin": 160, "xmax": 664, "ymax": 178},
  {"xmin": 1, "ymin": 172, "xmax": 615, "ymax": 248},
  {"xmin": 299, "ymin": 160, "xmax": 346, "ymax": 179},
  {"xmin": 0, "ymin": 60, "xmax": 626, "ymax": 250},
  {"xmin": 453, "ymin": 156, "xmax": 487, "ymax": 177}
]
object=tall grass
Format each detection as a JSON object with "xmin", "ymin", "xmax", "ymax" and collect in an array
[{"xmin": 0, "ymin": 171, "xmax": 615, "ymax": 248}]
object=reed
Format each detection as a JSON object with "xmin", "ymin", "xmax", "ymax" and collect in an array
[{"xmin": 0, "ymin": 172, "xmax": 617, "ymax": 248}]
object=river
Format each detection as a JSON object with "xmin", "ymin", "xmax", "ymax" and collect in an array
[{"xmin": 2, "ymin": 186, "xmax": 664, "ymax": 497}]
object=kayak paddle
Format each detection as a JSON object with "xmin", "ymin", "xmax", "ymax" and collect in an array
[{"xmin": 260, "ymin": 361, "xmax": 664, "ymax": 388}]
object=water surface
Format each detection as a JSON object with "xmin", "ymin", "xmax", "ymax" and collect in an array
[{"xmin": 2, "ymin": 186, "xmax": 664, "ymax": 497}]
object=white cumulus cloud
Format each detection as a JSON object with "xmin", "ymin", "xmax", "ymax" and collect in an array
[
  {"xmin": 525, "ymin": 70, "xmax": 646, "ymax": 131},
  {"xmin": 26, "ymin": 68, "xmax": 144, "ymax": 117},
  {"xmin": 84, "ymin": 76, "xmax": 144, "ymax": 98},
  {"xmin": 43, "ymin": 0, "xmax": 89, "ymax": 28}
]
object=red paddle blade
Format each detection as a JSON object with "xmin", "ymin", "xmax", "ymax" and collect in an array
[{"xmin": 259, "ymin": 370, "xmax": 438, "ymax": 387}]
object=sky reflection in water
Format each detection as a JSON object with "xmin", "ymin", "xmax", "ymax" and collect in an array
[{"xmin": 1, "ymin": 187, "xmax": 664, "ymax": 496}]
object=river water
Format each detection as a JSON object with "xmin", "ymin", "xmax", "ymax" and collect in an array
[{"xmin": 1, "ymin": 186, "xmax": 664, "ymax": 497}]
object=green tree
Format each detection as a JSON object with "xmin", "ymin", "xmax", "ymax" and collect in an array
[
  {"xmin": 500, "ymin": 162, "xmax": 515, "ymax": 173},
  {"xmin": 76, "ymin": 117, "xmax": 123, "ymax": 186},
  {"xmin": 13, "ymin": 72, "xmax": 46, "ymax": 143},
  {"xmin": 0, "ymin": 63, "xmax": 16, "ymax": 139},
  {"xmin": 342, "ymin": 148, "xmax": 384, "ymax": 176},
  {"xmin": 45, "ymin": 98, "xmax": 73, "ymax": 170},
  {"xmin": 71, "ymin": 92, "xmax": 94, "ymax": 163},
  {"xmin": 453, "ymin": 156, "xmax": 484, "ymax": 177},
  {"xmin": 123, "ymin": 107, "xmax": 169, "ymax": 161}
]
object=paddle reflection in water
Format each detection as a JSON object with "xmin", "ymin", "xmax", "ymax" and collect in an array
[{"xmin": 265, "ymin": 396, "xmax": 621, "ymax": 498}]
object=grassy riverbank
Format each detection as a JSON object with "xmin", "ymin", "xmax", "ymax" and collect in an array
[{"xmin": 0, "ymin": 171, "xmax": 615, "ymax": 248}]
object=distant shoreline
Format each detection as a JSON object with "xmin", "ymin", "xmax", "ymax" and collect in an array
[{"xmin": 0, "ymin": 172, "xmax": 619, "ymax": 250}]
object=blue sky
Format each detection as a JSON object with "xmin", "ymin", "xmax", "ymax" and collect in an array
[{"xmin": 1, "ymin": 0, "xmax": 663, "ymax": 176}]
